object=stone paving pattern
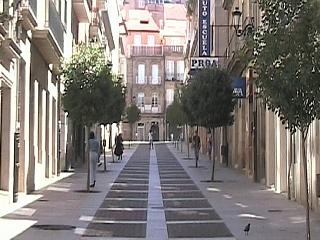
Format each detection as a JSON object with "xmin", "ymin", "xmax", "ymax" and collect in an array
[
  {"xmin": 155, "ymin": 144, "xmax": 234, "ymax": 239},
  {"xmin": 84, "ymin": 145, "xmax": 150, "ymax": 238}
]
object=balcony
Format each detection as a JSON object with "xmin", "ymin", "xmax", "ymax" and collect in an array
[
  {"xmin": 135, "ymin": 75, "xmax": 147, "ymax": 85},
  {"xmin": 163, "ymin": 45, "xmax": 184, "ymax": 55},
  {"xmin": 72, "ymin": 0, "xmax": 91, "ymax": 22},
  {"xmin": 148, "ymin": 76, "xmax": 161, "ymax": 85},
  {"xmin": 140, "ymin": 105, "xmax": 161, "ymax": 114},
  {"xmin": 130, "ymin": 45, "xmax": 163, "ymax": 57},
  {"xmin": 20, "ymin": 0, "xmax": 38, "ymax": 30},
  {"xmin": 32, "ymin": 0, "xmax": 65, "ymax": 65},
  {"xmin": 0, "ymin": 38, "xmax": 22, "ymax": 60},
  {"xmin": 165, "ymin": 73, "xmax": 184, "ymax": 81},
  {"xmin": 90, "ymin": 9, "xmax": 102, "ymax": 40}
]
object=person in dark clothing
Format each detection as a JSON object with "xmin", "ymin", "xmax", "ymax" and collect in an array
[
  {"xmin": 193, "ymin": 130, "xmax": 201, "ymax": 164},
  {"xmin": 114, "ymin": 133, "xmax": 124, "ymax": 160}
]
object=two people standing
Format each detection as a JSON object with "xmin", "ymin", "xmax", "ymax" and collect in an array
[{"xmin": 114, "ymin": 133, "xmax": 124, "ymax": 161}]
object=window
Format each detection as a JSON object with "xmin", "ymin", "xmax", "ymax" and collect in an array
[
  {"xmin": 151, "ymin": 64, "xmax": 159, "ymax": 84},
  {"xmin": 137, "ymin": 93, "xmax": 145, "ymax": 107},
  {"xmin": 177, "ymin": 60, "xmax": 184, "ymax": 81},
  {"xmin": 137, "ymin": 0, "xmax": 145, "ymax": 8},
  {"xmin": 166, "ymin": 60, "xmax": 174, "ymax": 80},
  {"xmin": 152, "ymin": 93, "xmax": 158, "ymax": 107},
  {"xmin": 148, "ymin": 35, "xmax": 155, "ymax": 46},
  {"xmin": 134, "ymin": 35, "xmax": 142, "ymax": 45},
  {"xmin": 138, "ymin": 64, "xmax": 145, "ymax": 84},
  {"xmin": 166, "ymin": 89, "xmax": 174, "ymax": 106}
]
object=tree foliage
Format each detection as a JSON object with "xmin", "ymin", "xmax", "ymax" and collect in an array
[
  {"xmin": 61, "ymin": 44, "xmax": 114, "ymax": 126},
  {"xmin": 253, "ymin": 0, "xmax": 320, "ymax": 134},
  {"xmin": 181, "ymin": 68, "xmax": 235, "ymax": 129},
  {"xmin": 166, "ymin": 94, "xmax": 185, "ymax": 127},
  {"xmin": 126, "ymin": 104, "xmax": 141, "ymax": 125}
]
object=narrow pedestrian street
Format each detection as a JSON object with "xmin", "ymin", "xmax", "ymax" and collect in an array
[{"xmin": 1, "ymin": 143, "xmax": 320, "ymax": 240}]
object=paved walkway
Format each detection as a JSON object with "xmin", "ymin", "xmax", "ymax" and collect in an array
[{"xmin": 1, "ymin": 143, "xmax": 320, "ymax": 240}]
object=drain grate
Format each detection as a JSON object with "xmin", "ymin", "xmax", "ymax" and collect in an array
[
  {"xmin": 151, "ymin": 206, "xmax": 164, "ymax": 209},
  {"xmin": 73, "ymin": 190, "xmax": 101, "ymax": 193},
  {"xmin": 31, "ymin": 224, "xmax": 76, "ymax": 231},
  {"xmin": 37, "ymin": 199, "xmax": 49, "ymax": 202},
  {"xmin": 268, "ymin": 209, "xmax": 283, "ymax": 213}
]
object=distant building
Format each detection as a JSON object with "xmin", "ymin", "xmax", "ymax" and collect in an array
[{"xmin": 122, "ymin": 0, "xmax": 186, "ymax": 141}]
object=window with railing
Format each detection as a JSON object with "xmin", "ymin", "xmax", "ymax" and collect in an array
[
  {"xmin": 152, "ymin": 93, "xmax": 158, "ymax": 107},
  {"xmin": 166, "ymin": 60, "xmax": 174, "ymax": 80},
  {"xmin": 137, "ymin": 64, "xmax": 145, "ymax": 84},
  {"xmin": 137, "ymin": 92, "xmax": 145, "ymax": 107},
  {"xmin": 131, "ymin": 45, "xmax": 163, "ymax": 56},
  {"xmin": 49, "ymin": 0, "xmax": 64, "ymax": 51}
]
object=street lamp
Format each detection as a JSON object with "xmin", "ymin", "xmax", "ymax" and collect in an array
[{"xmin": 232, "ymin": 7, "xmax": 254, "ymax": 37}]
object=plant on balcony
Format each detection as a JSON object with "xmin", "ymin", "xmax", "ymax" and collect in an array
[
  {"xmin": 253, "ymin": 0, "xmax": 320, "ymax": 239},
  {"xmin": 61, "ymin": 43, "xmax": 114, "ymax": 191},
  {"xmin": 186, "ymin": 0, "xmax": 197, "ymax": 17},
  {"xmin": 181, "ymin": 68, "xmax": 235, "ymax": 175},
  {"xmin": 126, "ymin": 104, "xmax": 141, "ymax": 140}
]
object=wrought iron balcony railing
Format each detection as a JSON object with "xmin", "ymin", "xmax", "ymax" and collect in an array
[
  {"xmin": 130, "ymin": 45, "xmax": 163, "ymax": 57},
  {"xmin": 48, "ymin": 0, "xmax": 64, "ymax": 52}
]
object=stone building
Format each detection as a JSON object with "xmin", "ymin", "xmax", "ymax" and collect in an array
[{"xmin": 122, "ymin": 0, "xmax": 186, "ymax": 141}]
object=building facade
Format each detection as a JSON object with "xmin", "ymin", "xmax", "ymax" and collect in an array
[
  {"xmin": 185, "ymin": 0, "xmax": 320, "ymax": 213},
  {"xmin": 122, "ymin": 0, "xmax": 186, "ymax": 141},
  {"xmin": 0, "ymin": 0, "xmax": 122, "ymax": 205}
]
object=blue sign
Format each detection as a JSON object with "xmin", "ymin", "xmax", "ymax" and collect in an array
[
  {"xmin": 232, "ymin": 77, "xmax": 246, "ymax": 98},
  {"xmin": 199, "ymin": 0, "xmax": 211, "ymax": 56}
]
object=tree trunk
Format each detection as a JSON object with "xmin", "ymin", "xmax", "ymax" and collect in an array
[
  {"xmin": 85, "ymin": 126, "xmax": 90, "ymax": 192},
  {"xmin": 110, "ymin": 125, "xmax": 115, "ymax": 162},
  {"xmin": 211, "ymin": 128, "xmax": 216, "ymax": 181},
  {"xmin": 103, "ymin": 125, "xmax": 107, "ymax": 172},
  {"xmin": 186, "ymin": 124, "xmax": 190, "ymax": 158},
  {"xmin": 288, "ymin": 133, "xmax": 293, "ymax": 200},
  {"xmin": 301, "ymin": 129, "xmax": 311, "ymax": 240}
]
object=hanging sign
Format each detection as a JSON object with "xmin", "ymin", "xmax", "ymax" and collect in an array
[{"xmin": 199, "ymin": 0, "xmax": 211, "ymax": 56}]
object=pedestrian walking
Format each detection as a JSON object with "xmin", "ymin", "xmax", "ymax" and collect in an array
[
  {"xmin": 89, "ymin": 131, "xmax": 100, "ymax": 188},
  {"xmin": 208, "ymin": 134, "xmax": 213, "ymax": 160},
  {"xmin": 149, "ymin": 130, "xmax": 154, "ymax": 149},
  {"xmin": 114, "ymin": 133, "xmax": 124, "ymax": 161},
  {"xmin": 192, "ymin": 130, "xmax": 201, "ymax": 167}
]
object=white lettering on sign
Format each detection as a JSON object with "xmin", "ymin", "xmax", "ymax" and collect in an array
[
  {"xmin": 199, "ymin": 0, "xmax": 210, "ymax": 56},
  {"xmin": 233, "ymin": 88, "xmax": 244, "ymax": 97},
  {"xmin": 190, "ymin": 57, "xmax": 218, "ymax": 70}
]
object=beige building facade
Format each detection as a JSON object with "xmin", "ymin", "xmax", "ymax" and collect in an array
[
  {"xmin": 0, "ymin": 0, "xmax": 121, "ymax": 205},
  {"xmin": 122, "ymin": 1, "xmax": 186, "ymax": 141},
  {"xmin": 186, "ymin": 0, "xmax": 320, "ymax": 213}
]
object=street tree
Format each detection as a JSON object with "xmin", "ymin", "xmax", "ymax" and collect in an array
[
  {"xmin": 126, "ymin": 104, "xmax": 141, "ymax": 140},
  {"xmin": 166, "ymin": 95, "xmax": 185, "ymax": 139},
  {"xmin": 181, "ymin": 68, "xmax": 235, "ymax": 175},
  {"xmin": 100, "ymin": 77, "xmax": 126, "ymax": 167},
  {"xmin": 61, "ymin": 43, "xmax": 114, "ymax": 191},
  {"xmin": 253, "ymin": 0, "xmax": 320, "ymax": 239}
]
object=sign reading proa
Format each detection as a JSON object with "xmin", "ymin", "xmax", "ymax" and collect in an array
[{"xmin": 190, "ymin": 57, "xmax": 218, "ymax": 70}]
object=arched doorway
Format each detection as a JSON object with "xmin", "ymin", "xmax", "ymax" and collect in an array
[{"xmin": 150, "ymin": 122, "xmax": 159, "ymax": 141}]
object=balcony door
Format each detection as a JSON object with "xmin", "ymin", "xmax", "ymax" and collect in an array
[
  {"xmin": 148, "ymin": 35, "xmax": 155, "ymax": 46},
  {"xmin": 138, "ymin": 64, "xmax": 145, "ymax": 84},
  {"xmin": 151, "ymin": 64, "xmax": 159, "ymax": 84}
]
